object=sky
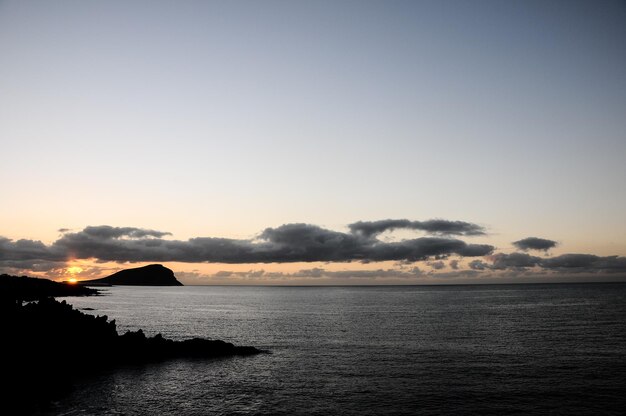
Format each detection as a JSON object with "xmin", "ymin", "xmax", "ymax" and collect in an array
[{"xmin": 1, "ymin": 0, "xmax": 625, "ymax": 285}]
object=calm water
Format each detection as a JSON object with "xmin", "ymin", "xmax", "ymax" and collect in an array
[{"xmin": 51, "ymin": 283, "xmax": 626, "ymax": 415}]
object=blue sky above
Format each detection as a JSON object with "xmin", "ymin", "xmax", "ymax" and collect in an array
[{"xmin": 1, "ymin": 1, "xmax": 625, "ymax": 283}]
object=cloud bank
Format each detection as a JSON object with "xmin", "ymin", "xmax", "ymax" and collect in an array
[
  {"xmin": 202, "ymin": 267, "xmax": 426, "ymax": 281},
  {"xmin": 488, "ymin": 253, "xmax": 626, "ymax": 273},
  {"xmin": 1, "ymin": 221, "xmax": 493, "ymax": 269},
  {"xmin": 2, "ymin": 220, "xmax": 626, "ymax": 280}
]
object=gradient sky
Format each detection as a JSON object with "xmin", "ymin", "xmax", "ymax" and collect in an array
[{"xmin": 1, "ymin": 0, "xmax": 625, "ymax": 284}]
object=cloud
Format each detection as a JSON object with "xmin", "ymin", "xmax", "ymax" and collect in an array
[
  {"xmin": 483, "ymin": 252, "xmax": 626, "ymax": 274},
  {"xmin": 539, "ymin": 254, "xmax": 626, "ymax": 272},
  {"xmin": 348, "ymin": 219, "xmax": 485, "ymax": 237},
  {"xmin": 0, "ymin": 237, "xmax": 65, "ymax": 263},
  {"xmin": 257, "ymin": 223, "xmax": 365, "ymax": 262},
  {"xmin": 2, "ymin": 220, "xmax": 626, "ymax": 280},
  {"xmin": 427, "ymin": 261, "xmax": 446, "ymax": 270},
  {"xmin": 512, "ymin": 237, "xmax": 558, "ymax": 252},
  {"xmin": 196, "ymin": 266, "xmax": 506, "ymax": 282},
  {"xmin": 213, "ymin": 270, "xmax": 234, "ymax": 277},
  {"xmin": 491, "ymin": 252, "xmax": 541, "ymax": 269},
  {"xmin": 80, "ymin": 225, "xmax": 172, "ymax": 239},
  {"xmin": 203, "ymin": 267, "xmax": 425, "ymax": 281},
  {"xmin": 468, "ymin": 259, "xmax": 490, "ymax": 270},
  {"xmin": 0, "ymin": 259, "xmax": 63, "ymax": 273},
  {"xmin": 1, "ymin": 222, "xmax": 493, "ymax": 268},
  {"xmin": 455, "ymin": 243, "xmax": 494, "ymax": 257}
]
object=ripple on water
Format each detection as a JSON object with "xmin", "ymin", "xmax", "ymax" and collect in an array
[{"xmin": 53, "ymin": 283, "xmax": 626, "ymax": 415}]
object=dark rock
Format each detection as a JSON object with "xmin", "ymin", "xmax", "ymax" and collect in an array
[
  {"xmin": 1, "ymin": 274, "xmax": 260, "ymax": 413},
  {"xmin": 0, "ymin": 273, "xmax": 98, "ymax": 303},
  {"xmin": 80, "ymin": 264, "xmax": 183, "ymax": 286}
]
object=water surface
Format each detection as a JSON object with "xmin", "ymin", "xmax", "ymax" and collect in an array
[{"xmin": 52, "ymin": 283, "xmax": 626, "ymax": 415}]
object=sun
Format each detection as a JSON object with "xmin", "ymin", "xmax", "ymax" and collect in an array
[
  {"xmin": 65, "ymin": 265, "xmax": 84, "ymax": 283},
  {"xmin": 65, "ymin": 266, "xmax": 83, "ymax": 284}
]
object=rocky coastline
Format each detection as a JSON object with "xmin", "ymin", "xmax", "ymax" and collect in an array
[{"xmin": 1, "ymin": 274, "xmax": 261, "ymax": 413}]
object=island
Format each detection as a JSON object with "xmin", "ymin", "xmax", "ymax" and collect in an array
[
  {"xmin": 1, "ymin": 273, "xmax": 261, "ymax": 414},
  {"xmin": 79, "ymin": 263, "xmax": 184, "ymax": 286}
]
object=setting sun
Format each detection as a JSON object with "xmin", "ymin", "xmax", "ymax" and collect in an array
[{"xmin": 67, "ymin": 277, "xmax": 78, "ymax": 284}]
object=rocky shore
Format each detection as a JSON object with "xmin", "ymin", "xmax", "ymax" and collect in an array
[{"xmin": 1, "ymin": 274, "xmax": 261, "ymax": 413}]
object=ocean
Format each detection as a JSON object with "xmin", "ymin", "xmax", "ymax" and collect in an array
[{"xmin": 51, "ymin": 283, "xmax": 626, "ymax": 415}]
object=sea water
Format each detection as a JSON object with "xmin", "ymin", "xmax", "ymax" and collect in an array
[{"xmin": 51, "ymin": 283, "xmax": 626, "ymax": 415}]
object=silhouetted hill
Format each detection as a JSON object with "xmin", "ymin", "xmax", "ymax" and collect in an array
[
  {"xmin": 81, "ymin": 264, "xmax": 183, "ymax": 286},
  {"xmin": 0, "ymin": 274, "xmax": 98, "ymax": 302}
]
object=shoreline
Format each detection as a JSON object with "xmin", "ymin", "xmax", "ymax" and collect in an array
[{"xmin": 1, "ymin": 274, "xmax": 261, "ymax": 414}]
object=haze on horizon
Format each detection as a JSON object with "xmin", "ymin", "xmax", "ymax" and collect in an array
[{"xmin": 1, "ymin": 1, "xmax": 625, "ymax": 285}]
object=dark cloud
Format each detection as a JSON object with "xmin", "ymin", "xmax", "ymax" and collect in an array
[
  {"xmin": 364, "ymin": 238, "xmax": 493, "ymax": 262},
  {"xmin": 428, "ymin": 261, "xmax": 446, "ymax": 270},
  {"xmin": 0, "ymin": 237, "xmax": 64, "ymax": 263},
  {"xmin": 3, "ymin": 222, "xmax": 625, "ymax": 279},
  {"xmin": 512, "ymin": 237, "xmax": 558, "ymax": 252},
  {"xmin": 296, "ymin": 268, "xmax": 325, "ymax": 278},
  {"xmin": 0, "ymin": 221, "xmax": 494, "ymax": 267},
  {"xmin": 468, "ymin": 260, "xmax": 490, "ymax": 270},
  {"xmin": 455, "ymin": 243, "xmax": 494, "ymax": 257},
  {"xmin": 0, "ymin": 259, "xmax": 63, "ymax": 273},
  {"xmin": 257, "ymin": 223, "xmax": 365, "ymax": 262},
  {"xmin": 484, "ymin": 252, "xmax": 626, "ymax": 274},
  {"xmin": 539, "ymin": 254, "xmax": 626, "ymax": 272},
  {"xmin": 348, "ymin": 219, "xmax": 485, "ymax": 237},
  {"xmin": 78, "ymin": 225, "xmax": 172, "ymax": 239},
  {"xmin": 491, "ymin": 253, "xmax": 541, "ymax": 270}
]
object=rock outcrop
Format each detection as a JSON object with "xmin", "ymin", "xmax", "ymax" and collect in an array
[
  {"xmin": 0, "ymin": 273, "xmax": 98, "ymax": 302},
  {"xmin": 1, "ymin": 274, "xmax": 260, "ymax": 413},
  {"xmin": 81, "ymin": 264, "xmax": 183, "ymax": 286}
]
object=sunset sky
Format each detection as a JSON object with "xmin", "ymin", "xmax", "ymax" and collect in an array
[{"xmin": 1, "ymin": 0, "xmax": 625, "ymax": 284}]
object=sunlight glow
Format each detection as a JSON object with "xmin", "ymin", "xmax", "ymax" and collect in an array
[{"xmin": 67, "ymin": 266, "xmax": 83, "ymax": 275}]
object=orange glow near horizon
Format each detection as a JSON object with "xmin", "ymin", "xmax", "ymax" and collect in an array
[
  {"xmin": 67, "ymin": 277, "xmax": 78, "ymax": 284},
  {"xmin": 67, "ymin": 266, "xmax": 83, "ymax": 275}
]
